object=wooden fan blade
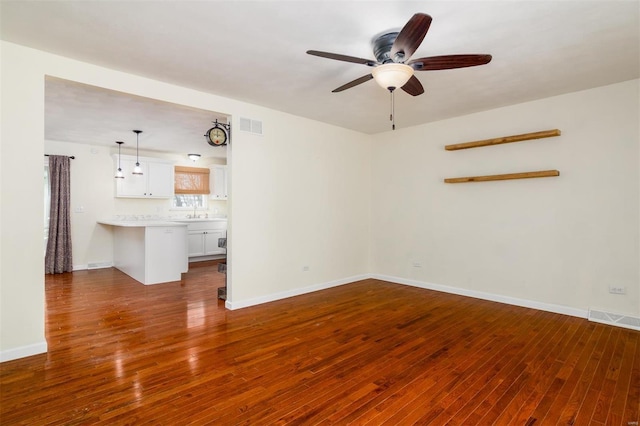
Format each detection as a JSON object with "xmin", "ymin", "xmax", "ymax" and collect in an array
[
  {"xmin": 401, "ymin": 75, "xmax": 424, "ymax": 96},
  {"xmin": 409, "ymin": 54, "xmax": 492, "ymax": 71},
  {"xmin": 307, "ymin": 50, "xmax": 376, "ymax": 66},
  {"xmin": 390, "ymin": 13, "xmax": 432, "ymax": 62},
  {"xmin": 332, "ymin": 74, "xmax": 374, "ymax": 92}
]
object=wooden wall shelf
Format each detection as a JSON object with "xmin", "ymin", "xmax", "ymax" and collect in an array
[
  {"xmin": 445, "ymin": 129, "xmax": 561, "ymax": 151},
  {"xmin": 444, "ymin": 170, "xmax": 560, "ymax": 184}
]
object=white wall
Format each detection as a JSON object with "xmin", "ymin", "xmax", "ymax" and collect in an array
[
  {"xmin": 1, "ymin": 42, "xmax": 48, "ymax": 360},
  {"xmin": 371, "ymin": 79, "xmax": 640, "ymax": 317},
  {"xmin": 229, "ymin": 113, "xmax": 371, "ymax": 304},
  {"xmin": 1, "ymin": 41, "xmax": 371, "ymax": 360}
]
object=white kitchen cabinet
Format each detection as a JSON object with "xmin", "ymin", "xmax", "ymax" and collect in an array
[
  {"xmin": 114, "ymin": 155, "xmax": 174, "ymax": 198},
  {"xmin": 188, "ymin": 229, "xmax": 226, "ymax": 257},
  {"xmin": 209, "ymin": 165, "xmax": 228, "ymax": 200},
  {"xmin": 182, "ymin": 220, "xmax": 227, "ymax": 259},
  {"xmin": 146, "ymin": 162, "xmax": 174, "ymax": 197}
]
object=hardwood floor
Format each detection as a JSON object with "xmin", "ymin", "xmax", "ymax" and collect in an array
[{"xmin": 1, "ymin": 262, "xmax": 638, "ymax": 425}]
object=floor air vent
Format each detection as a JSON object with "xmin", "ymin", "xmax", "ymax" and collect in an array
[
  {"xmin": 87, "ymin": 262, "xmax": 112, "ymax": 270},
  {"xmin": 588, "ymin": 309, "xmax": 640, "ymax": 331}
]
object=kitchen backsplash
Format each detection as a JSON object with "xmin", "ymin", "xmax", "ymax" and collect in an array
[{"xmin": 112, "ymin": 198, "xmax": 227, "ymax": 219}]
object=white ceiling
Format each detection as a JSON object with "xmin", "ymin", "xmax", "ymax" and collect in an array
[
  {"xmin": 1, "ymin": 1, "xmax": 638, "ymax": 154},
  {"xmin": 44, "ymin": 77, "xmax": 230, "ymax": 158}
]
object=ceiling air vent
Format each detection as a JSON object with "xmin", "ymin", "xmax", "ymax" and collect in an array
[{"xmin": 239, "ymin": 117, "xmax": 263, "ymax": 136}]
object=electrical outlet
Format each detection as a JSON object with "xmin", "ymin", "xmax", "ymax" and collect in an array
[
  {"xmin": 302, "ymin": 266, "xmax": 310, "ymax": 272},
  {"xmin": 609, "ymin": 286, "xmax": 626, "ymax": 295},
  {"xmin": 412, "ymin": 262, "xmax": 422, "ymax": 268}
]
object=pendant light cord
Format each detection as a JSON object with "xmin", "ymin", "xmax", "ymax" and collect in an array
[
  {"xmin": 132, "ymin": 130, "xmax": 143, "ymax": 175},
  {"xmin": 135, "ymin": 132, "xmax": 140, "ymax": 165}
]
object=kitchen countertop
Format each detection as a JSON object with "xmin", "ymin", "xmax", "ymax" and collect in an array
[
  {"xmin": 98, "ymin": 217, "xmax": 227, "ymax": 227},
  {"xmin": 98, "ymin": 220, "xmax": 188, "ymax": 227},
  {"xmin": 170, "ymin": 218, "xmax": 228, "ymax": 223}
]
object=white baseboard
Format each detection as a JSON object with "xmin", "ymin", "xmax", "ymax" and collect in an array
[
  {"xmin": 1, "ymin": 341, "xmax": 47, "ymax": 363},
  {"xmin": 73, "ymin": 261, "xmax": 114, "ymax": 271},
  {"xmin": 188, "ymin": 255, "xmax": 225, "ymax": 263},
  {"xmin": 87, "ymin": 261, "xmax": 113, "ymax": 270},
  {"xmin": 225, "ymin": 273, "xmax": 589, "ymax": 319},
  {"xmin": 370, "ymin": 274, "xmax": 589, "ymax": 319},
  {"xmin": 225, "ymin": 274, "xmax": 369, "ymax": 310}
]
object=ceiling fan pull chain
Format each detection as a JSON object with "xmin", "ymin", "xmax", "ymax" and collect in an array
[{"xmin": 390, "ymin": 89, "xmax": 396, "ymax": 131}]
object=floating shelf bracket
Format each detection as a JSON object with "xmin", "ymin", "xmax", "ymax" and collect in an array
[
  {"xmin": 445, "ymin": 129, "xmax": 561, "ymax": 151},
  {"xmin": 444, "ymin": 170, "xmax": 560, "ymax": 184}
]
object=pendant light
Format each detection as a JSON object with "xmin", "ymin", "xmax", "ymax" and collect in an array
[
  {"xmin": 132, "ymin": 130, "xmax": 143, "ymax": 175},
  {"xmin": 188, "ymin": 153, "xmax": 201, "ymax": 162},
  {"xmin": 114, "ymin": 141, "xmax": 125, "ymax": 179}
]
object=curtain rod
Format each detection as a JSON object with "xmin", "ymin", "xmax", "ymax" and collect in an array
[{"xmin": 45, "ymin": 154, "xmax": 75, "ymax": 159}]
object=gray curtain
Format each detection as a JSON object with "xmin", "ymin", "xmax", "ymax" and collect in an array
[{"xmin": 45, "ymin": 155, "xmax": 73, "ymax": 274}]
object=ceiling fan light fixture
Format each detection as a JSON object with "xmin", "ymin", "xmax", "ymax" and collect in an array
[
  {"xmin": 372, "ymin": 63, "xmax": 414, "ymax": 91},
  {"xmin": 188, "ymin": 153, "xmax": 201, "ymax": 162}
]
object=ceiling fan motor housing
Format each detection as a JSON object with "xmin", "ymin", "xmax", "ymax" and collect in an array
[{"xmin": 373, "ymin": 32, "xmax": 400, "ymax": 63}]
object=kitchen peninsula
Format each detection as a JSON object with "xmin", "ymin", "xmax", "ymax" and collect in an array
[{"xmin": 97, "ymin": 219, "xmax": 188, "ymax": 285}]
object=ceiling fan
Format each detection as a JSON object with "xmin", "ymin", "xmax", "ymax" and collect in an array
[{"xmin": 307, "ymin": 13, "xmax": 492, "ymax": 98}]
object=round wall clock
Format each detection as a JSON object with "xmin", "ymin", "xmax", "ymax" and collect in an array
[
  {"xmin": 204, "ymin": 120, "xmax": 231, "ymax": 146},
  {"xmin": 205, "ymin": 122, "xmax": 229, "ymax": 146}
]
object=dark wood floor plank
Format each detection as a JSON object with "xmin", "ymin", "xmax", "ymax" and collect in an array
[
  {"xmin": 592, "ymin": 328, "xmax": 628, "ymax": 424},
  {"xmin": 240, "ymin": 286, "xmax": 466, "ymax": 423},
  {"xmin": 573, "ymin": 328, "xmax": 622, "ymax": 425},
  {"xmin": 410, "ymin": 332, "xmax": 514, "ymax": 424},
  {"xmin": 384, "ymin": 313, "xmax": 556, "ymax": 424},
  {"xmin": 271, "ymin": 300, "xmax": 480, "ymax": 424},
  {"xmin": 461, "ymin": 313, "xmax": 562, "ymax": 425},
  {"xmin": 411, "ymin": 311, "xmax": 561, "ymax": 424},
  {"xmin": 443, "ymin": 311, "xmax": 558, "ymax": 425},
  {"xmin": 533, "ymin": 322, "xmax": 602, "ymax": 425},
  {"xmin": 358, "ymin": 305, "xmax": 523, "ymax": 424},
  {"xmin": 317, "ymin": 313, "xmax": 487, "ymax": 424},
  {"xmin": 623, "ymin": 332, "xmax": 640, "ymax": 425},
  {"xmin": 555, "ymin": 323, "xmax": 615, "ymax": 425},
  {"xmin": 489, "ymin": 318, "xmax": 584, "ymax": 424},
  {"xmin": 343, "ymin": 308, "xmax": 510, "ymax": 424},
  {"xmin": 557, "ymin": 324, "xmax": 615, "ymax": 425},
  {"xmin": 1, "ymin": 263, "xmax": 639, "ymax": 425},
  {"xmin": 605, "ymin": 331, "xmax": 638, "ymax": 426}
]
